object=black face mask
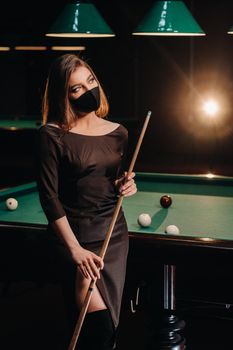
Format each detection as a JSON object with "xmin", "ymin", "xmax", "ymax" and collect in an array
[{"xmin": 70, "ymin": 86, "xmax": 100, "ymax": 113}]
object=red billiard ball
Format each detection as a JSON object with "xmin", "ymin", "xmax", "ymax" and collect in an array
[{"xmin": 160, "ymin": 195, "xmax": 172, "ymax": 208}]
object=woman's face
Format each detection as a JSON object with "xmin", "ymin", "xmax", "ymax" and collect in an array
[{"xmin": 68, "ymin": 66, "xmax": 98, "ymax": 101}]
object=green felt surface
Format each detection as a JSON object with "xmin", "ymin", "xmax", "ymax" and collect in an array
[
  {"xmin": 1, "ymin": 173, "xmax": 233, "ymax": 241},
  {"xmin": 0, "ymin": 183, "xmax": 46, "ymax": 224},
  {"xmin": 123, "ymin": 173, "xmax": 233, "ymax": 240},
  {"xmin": 0, "ymin": 119, "xmax": 42, "ymax": 130}
]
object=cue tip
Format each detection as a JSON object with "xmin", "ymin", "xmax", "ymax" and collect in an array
[{"xmin": 147, "ymin": 110, "xmax": 152, "ymax": 118}]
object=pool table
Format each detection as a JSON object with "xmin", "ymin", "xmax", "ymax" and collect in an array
[
  {"xmin": 0, "ymin": 118, "xmax": 43, "ymax": 187},
  {"xmin": 0, "ymin": 119, "xmax": 42, "ymax": 130},
  {"xmin": 1, "ymin": 172, "xmax": 233, "ymax": 245},
  {"xmin": 1, "ymin": 172, "xmax": 233, "ymax": 348}
]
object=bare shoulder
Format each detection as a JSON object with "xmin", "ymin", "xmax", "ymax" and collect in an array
[
  {"xmin": 97, "ymin": 119, "xmax": 120, "ymax": 134},
  {"xmin": 101, "ymin": 119, "xmax": 128, "ymax": 139},
  {"xmin": 101, "ymin": 119, "xmax": 120, "ymax": 128}
]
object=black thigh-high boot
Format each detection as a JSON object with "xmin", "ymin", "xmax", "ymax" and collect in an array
[{"xmin": 77, "ymin": 309, "xmax": 116, "ymax": 350}]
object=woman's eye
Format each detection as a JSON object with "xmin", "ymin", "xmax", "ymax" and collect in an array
[
  {"xmin": 72, "ymin": 86, "xmax": 81, "ymax": 93},
  {"xmin": 89, "ymin": 77, "xmax": 95, "ymax": 84}
]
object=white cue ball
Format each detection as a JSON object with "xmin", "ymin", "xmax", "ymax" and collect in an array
[
  {"xmin": 138, "ymin": 213, "xmax": 152, "ymax": 227},
  {"xmin": 165, "ymin": 225, "xmax": 180, "ymax": 235},
  {"xmin": 5, "ymin": 198, "xmax": 18, "ymax": 211}
]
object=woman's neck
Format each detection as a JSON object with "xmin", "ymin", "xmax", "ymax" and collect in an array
[{"xmin": 71, "ymin": 112, "xmax": 101, "ymax": 131}]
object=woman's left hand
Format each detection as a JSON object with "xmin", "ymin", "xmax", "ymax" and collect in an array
[{"xmin": 115, "ymin": 171, "xmax": 137, "ymax": 197}]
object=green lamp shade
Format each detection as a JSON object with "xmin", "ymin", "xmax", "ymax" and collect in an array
[
  {"xmin": 46, "ymin": 2, "xmax": 115, "ymax": 37},
  {"xmin": 132, "ymin": 1, "xmax": 205, "ymax": 36},
  {"xmin": 227, "ymin": 26, "xmax": 233, "ymax": 34}
]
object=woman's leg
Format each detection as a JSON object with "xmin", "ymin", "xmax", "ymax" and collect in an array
[
  {"xmin": 75, "ymin": 266, "xmax": 107, "ymax": 312},
  {"xmin": 75, "ymin": 268, "xmax": 116, "ymax": 349}
]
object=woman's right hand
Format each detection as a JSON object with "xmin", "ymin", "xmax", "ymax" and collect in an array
[
  {"xmin": 71, "ymin": 245, "xmax": 104, "ymax": 280},
  {"xmin": 50, "ymin": 217, "xmax": 104, "ymax": 280}
]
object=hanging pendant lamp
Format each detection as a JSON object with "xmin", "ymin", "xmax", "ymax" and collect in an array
[
  {"xmin": 46, "ymin": 1, "xmax": 115, "ymax": 38},
  {"xmin": 132, "ymin": 1, "xmax": 205, "ymax": 36}
]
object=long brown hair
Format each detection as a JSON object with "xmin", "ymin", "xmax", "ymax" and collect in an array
[{"xmin": 42, "ymin": 54, "xmax": 109, "ymax": 130}]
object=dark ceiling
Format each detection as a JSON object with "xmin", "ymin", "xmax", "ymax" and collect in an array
[
  {"xmin": 1, "ymin": 1, "xmax": 221, "ymax": 43},
  {"xmin": 0, "ymin": 1, "xmax": 143, "ymax": 42}
]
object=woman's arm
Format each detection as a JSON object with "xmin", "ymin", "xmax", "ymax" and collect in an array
[
  {"xmin": 51, "ymin": 216, "xmax": 103, "ymax": 280},
  {"xmin": 36, "ymin": 128, "xmax": 103, "ymax": 279}
]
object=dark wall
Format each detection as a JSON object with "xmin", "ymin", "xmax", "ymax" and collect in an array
[{"xmin": 0, "ymin": 1, "xmax": 233, "ymax": 181}]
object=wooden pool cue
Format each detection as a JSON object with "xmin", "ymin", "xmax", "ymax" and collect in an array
[{"xmin": 68, "ymin": 110, "xmax": 152, "ymax": 350}]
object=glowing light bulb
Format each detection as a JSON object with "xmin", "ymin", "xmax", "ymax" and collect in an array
[{"xmin": 202, "ymin": 99, "xmax": 219, "ymax": 116}]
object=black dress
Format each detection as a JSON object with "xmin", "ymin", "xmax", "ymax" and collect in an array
[{"xmin": 36, "ymin": 123, "xmax": 129, "ymax": 328}]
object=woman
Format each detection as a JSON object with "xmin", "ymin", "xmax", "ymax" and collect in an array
[{"xmin": 36, "ymin": 53, "xmax": 137, "ymax": 349}]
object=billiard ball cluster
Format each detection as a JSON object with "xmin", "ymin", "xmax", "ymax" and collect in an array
[
  {"xmin": 137, "ymin": 194, "xmax": 180, "ymax": 234},
  {"xmin": 5, "ymin": 197, "xmax": 18, "ymax": 210}
]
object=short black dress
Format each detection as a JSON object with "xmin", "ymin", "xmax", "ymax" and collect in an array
[{"xmin": 36, "ymin": 123, "xmax": 129, "ymax": 328}]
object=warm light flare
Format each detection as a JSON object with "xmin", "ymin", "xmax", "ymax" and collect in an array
[
  {"xmin": 177, "ymin": 73, "xmax": 233, "ymax": 139},
  {"xmin": 202, "ymin": 99, "xmax": 219, "ymax": 117},
  {"xmin": 206, "ymin": 173, "xmax": 215, "ymax": 179}
]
